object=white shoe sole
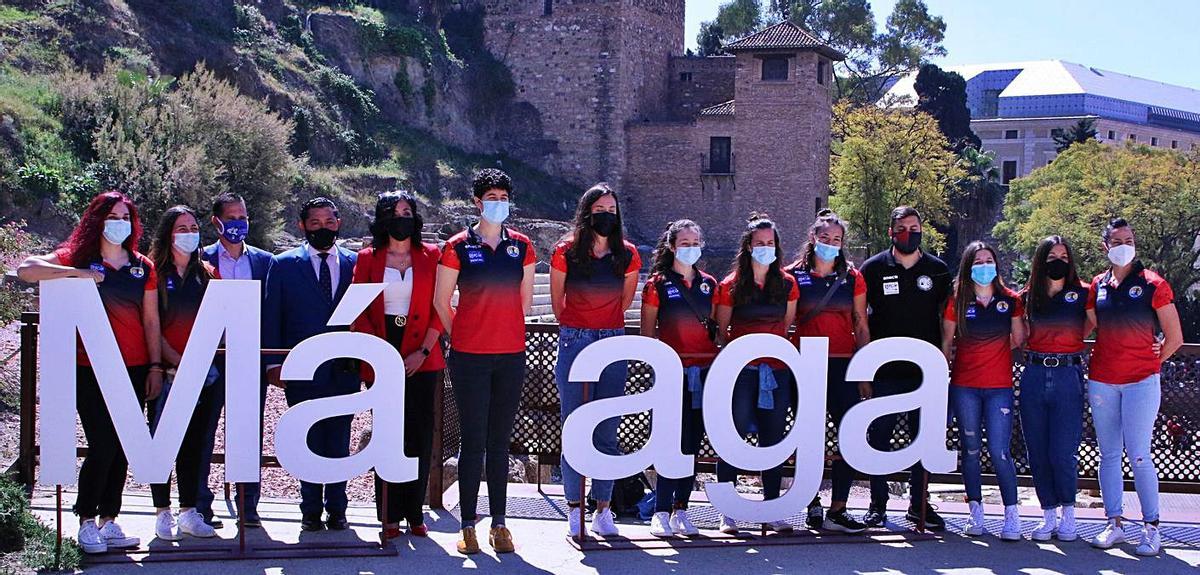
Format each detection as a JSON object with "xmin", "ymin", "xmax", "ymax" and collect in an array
[
  {"xmin": 673, "ymin": 526, "xmax": 699, "ymax": 536},
  {"xmin": 181, "ymin": 527, "xmax": 217, "ymax": 538},
  {"xmin": 1135, "ymin": 546, "xmax": 1160, "ymax": 557},
  {"xmin": 1001, "ymin": 532, "xmax": 1022, "ymax": 541},
  {"xmin": 80, "ymin": 542, "xmax": 108, "ymax": 554},
  {"xmin": 1031, "ymin": 531, "xmax": 1054, "ymax": 542},
  {"xmin": 156, "ymin": 530, "xmax": 183, "ymax": 542},
  {"xmin": 1090, "ymin": 538, "xmax": 1123, "ymax": 549},
  {"xmin": 105, "ymin": 537, "xmax": 140, "ymax": 549},
  {"xmin": 720, "ymin": 524, "xmax": 739, "ymax": 535},
  {"xmin": 822, "ymin": 520, "xmax": 866, "ymax": 534},
  {"xmin": 649, "ymin": 529, "xmax": 672, "ymax": 538},
  {"xmin": 965, "ymin": 527, "xmax": 984, "ymax": 537},
  {"xmin": 1056, "ymin": 531, "xmax": 1078, "ymax": 542}
]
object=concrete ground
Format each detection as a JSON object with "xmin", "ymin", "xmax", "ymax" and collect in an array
[{"xmin": 29, "ymin": 484, "xmax": 1200, "ymax": 575}]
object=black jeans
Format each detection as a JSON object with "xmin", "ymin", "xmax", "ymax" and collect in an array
[
  {"xmin": 147, "ymin": 376, "xmax": 213, "ymax": 509},
  {"xmin": 716, "ymin": 367, "xmax": 794, "ymax": 501},
  {"xmin": 196, "ymin": 365, "xmax": 268, "ymax": 520},
  {"xmin": 825, "ymin": 358, "xmax": 859, "ymax": 504},
  {"xmin": 867, "ymin": 377, "xmax": 927, "ymax": 507},
  {"xmin": 448, "ymin": 350, "xmax": 525, "ymax": 525},
  {"xmin": 654, "ymin": 370, "xmax": 705, "ymax": 512},
  {"xmin": 374, "ymin": 318, "xmax": 438, "ymax": 525},
  {"xmin": 75, "ymin": 364, "xmax": 148, "ymax": 519}
]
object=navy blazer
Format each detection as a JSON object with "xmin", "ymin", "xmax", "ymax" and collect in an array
[
  {"xmin": 263, "ymin": 243, "xmax": 359, "ymax": 402},
  {"xmin": 202, "ymin": 242, "xmax": 273, "ymax": 283}
]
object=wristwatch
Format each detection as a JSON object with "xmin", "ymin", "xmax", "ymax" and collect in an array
[{"xmin": 420, "ymin": 347, "xmax": 431, "ymax": 357}]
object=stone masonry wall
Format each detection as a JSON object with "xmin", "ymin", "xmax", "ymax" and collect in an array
[{"xmin": 668, "ymin": 55, "xmax": 736, "ymax": 119}]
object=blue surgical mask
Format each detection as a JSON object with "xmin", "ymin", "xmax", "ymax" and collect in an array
[
  {"xmin": 814, "ymin": 241, "xmax": 840, "ymax": 262},
  {"xmin": 971, "ymin": 263, "xmax": 997, "ymax": 286},
  {"xmin": 481, "ymin": 200, "xmax": 510, "ymax": 224},
  {"xmin": 103, "ymin": 219, "xmax": 131, "ymax": 245},
  {"xmin": 675, "ymin": 246, "xmax": 702, "ymax": 266},
  {"xmin": 173, "ymin": 232, "xmax": 200, "ymax": 254},
  {"xmin": 219, "ymin": 219, "xmax": 249, "ymax": 244},
  {"xmin": 751, "ymin": 246, "xmax": 777, "ymax": 266}
]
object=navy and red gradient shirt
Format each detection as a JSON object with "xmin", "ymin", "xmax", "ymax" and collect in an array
[
  {"xmin": 944, "ymin": 287, "xmax": 1023, "ymax": 389},
  {"xmin": 57, "ymin": 247, "xmax": 157, "ymax": 367},
  {"xmin": 717, "ymin": 273, "xmax": 800, "ymax": 368},
  {"xmin": 786, "ymin": 264, "xmax": 866, "ymax": 357},
  {"xmin": 440, "ymin": 226, "xmax": 537, "ymax": 354},
  {"xmin": 160, "ymin": 267, "xmax": 207, "ymax": 357},
  {"xmin": 551, "ymin": 240, "xmax": 642, "ymax": 329},
  {"xmin": 642, "ymin": 270, "xmax": 720, "ymax": 368},
  {"xmin": 1087, "ymin": 262, "xmax": 1175, "ymax": 384},
  {"xmin": 1022, "ymin": 282, "xmax": 1090, "ymax": 355}
]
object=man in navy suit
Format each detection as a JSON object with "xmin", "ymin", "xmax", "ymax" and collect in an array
[
  {"xmin": 195, "ymin": 193, "xmax": 274, "ymax": 529},
  {"xmin": 263, "ymin": 197, "xmax": 360, "ymax": 531}
]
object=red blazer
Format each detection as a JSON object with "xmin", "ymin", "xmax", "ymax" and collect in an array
[{"xmin": 351, "ymin": 243, "xmax": 446, "ymax": 379}]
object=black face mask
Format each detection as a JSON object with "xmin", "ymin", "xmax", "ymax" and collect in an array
[
  {"xmin": 892, "ymin": 230, "xmax": 922, "ymax": 255},
  {"xmin": 1045, "ymin": 258, "xmax": 1070, "ymax": 281},
  {"xmin": 306, "ymin": 227, "xmax": 338, "ymax": 251},
  {"xmin": 589, "ymin": 212, "xmax": 619, "ymax": 237},
  {"xmin": 387, "ymin": 216, "xmax": 416, "ymax": 242}
]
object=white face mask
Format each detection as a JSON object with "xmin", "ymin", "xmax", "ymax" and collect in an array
[
  {"xmin": 751, "ymin": 245, "xmax": 777, "ymax": 266},
  {"xmin": 173, "ymin": 232, "xmax": 201, "ymax": 254},
  {"xmin": 674, "ymin": 246, "xmax": 702, "ymax": 266},
  {"xmin": 1107, "ymin": 244, "xmax": 1136, "ymax": 267},
  {"xmin": 103, "ymin": 219, "xmax": 132, "ymax": 245}
]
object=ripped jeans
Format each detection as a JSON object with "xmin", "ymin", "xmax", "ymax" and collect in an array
[
  {"xmin": 1088, "ymin": 375, "xmax": 1161, "ymax": 523},
  {"xmin": 951, "ymin": 386, "xmax": 1018, "ymax": 506}
]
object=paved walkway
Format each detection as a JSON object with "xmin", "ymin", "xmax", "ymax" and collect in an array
[{"xmin": 29, "ymin": 485, "xmax": 1200, "ymax": 574}]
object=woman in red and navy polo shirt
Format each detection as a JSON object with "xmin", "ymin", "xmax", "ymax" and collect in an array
[
  {"xmin": 1019, "ymin": 235, "xmax": 1093, "ymax": 543},
  {"xmin": 940, "ymin": 241, "xmax": 1026, "ymax": 540},
  {"xmin": 550, "ymin": 183, "xmax": 641, "ymax": 539},
  {"xmin": 145, "ymin": 205, "xmax": 220, "ymax": 542},
  {"xmin": 1084, "ymin": 218, "xmax": 1183, "ymax": 556},
  {"xmin": 18, "ymin": 190, "xmax": 163, "ymax": 554},
  {"xmin": 639, "ymin": 219, "xmax": 718, "ymax": 538},
  {"xmin": 783, "ymin": 210, "xmax": 869, "ymax": 534},
  {"xmin": 434, "ymin": 169, "xmax": 535, "ymax": 555},
  {"xmin": 713, "ymin": 213, "xmax": 799, "ymax": 536},
  {"xmin": 352, "ymin": 191, "xmax": 445, "ymax": 540}
]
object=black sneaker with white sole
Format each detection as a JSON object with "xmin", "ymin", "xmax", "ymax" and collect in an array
[
  {"xmin": 905, "ymin": 502, "xmax": 946, "ymax": 531},
  {"xmin": 806, "ymin": 501, "xmax": 824, "ymax": 529},
  {"xmin": 823, "ymin": 509, "xmax": 868, "ymax": 534},
  {"xmin": 862, "ymin": 504, "xmax": 887, "ymax": 527}
]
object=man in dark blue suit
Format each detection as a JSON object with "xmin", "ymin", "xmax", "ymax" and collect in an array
[
  {"xmin": 263, "ymin": 197, "xmax": 360, "ymax": 531},
  {"xmin": 195, "ymin": 193, "xmax": 274, "ymax": 529}
]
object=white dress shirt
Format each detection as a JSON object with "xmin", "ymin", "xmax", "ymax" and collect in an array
[
  {"xmin": 382, "ymin": 266, "xmax": 413, "ymax": 316},
  {"xmin": 303, "ymin": 242, "xmax": 339, "ymax": 292},
  {"xmin": 217, "ymin": 242, "xmax": 254, "ymax": 280}
]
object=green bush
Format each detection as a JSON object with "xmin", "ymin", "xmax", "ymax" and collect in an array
[{"xmin": 0, "ymin": 474, "xmax": 82, "ymax": 571}]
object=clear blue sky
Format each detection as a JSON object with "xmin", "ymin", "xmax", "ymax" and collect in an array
[{"xmin": 685, "ymin": 0, "xmax": 1200, "ymax": 90}]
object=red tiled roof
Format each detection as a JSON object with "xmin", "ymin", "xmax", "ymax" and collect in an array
[
  {"xmin": 724, "ymin": 21, "xmax": 844, "ymax": 60},
  {"xmin": 699, "ymin": 100, "xmax": 735, "ymax": 117}
]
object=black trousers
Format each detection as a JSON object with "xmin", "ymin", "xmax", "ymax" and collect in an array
[
  {"xmin": 75, "ymin": 365, "xmax": 148, "ymax": 519},
  {"xmin": 147, "ymin": 377, "xmax": 214, "ymax": 509},
  {"xmin": 374, "ymin": 369, "xmax": 438, "ymax": 525}
]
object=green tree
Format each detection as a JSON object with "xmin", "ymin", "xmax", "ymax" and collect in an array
[
  {"xmin": 1053, "ymin": 118, "xmax": 1098, "ymax": 152},
  {"xmin": 715, "ymin": 0, "xmax": 763, "ymax": 40},
  {"xmin": 829, "ymin": 102, "xmax": 964, "ymax": 254},
  {"xmin": 994, "ymin": 140, "xmax": 1200, "ymax": 292},
  {"xmin": 914, "ymin": 63, "xmax": 979, "ymax": 152},
  {"xmin": 697, "ymin": 21, "xmax": 726, "ymax": 56}
]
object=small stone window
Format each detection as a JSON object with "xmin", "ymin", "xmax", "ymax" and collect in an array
[
  {"xmin": 1151, "ymin": 137, "xmax": 1158, "ymax": 146},
  {"xmin": 1107, "ymin": 130, "xmax": 1115, "ymax": 139},
  {"xmin": 1004, "ymin": 129, "xmax": 1019, "ymax": 140},
  {"xmin": 761, "ymin": 56, "xmax": 789, "ymax": 81},
  {"xmin": 1002, "ymin": 160, "xmax": 1018, "ymax": 184},
  {"xmin": 679, "ymin": 72, "xmax": 693, "ymax": 82},
  {"xmin": 817, "ymin": 59, "xmax": 827, "ymax": 85},
  {"xmin": 708, "ymin": 137, "xmax": 732, "ymax": 174},
  {"xmin": 543, "ymin": 0, "xmax": 552, "ymax": 16}
]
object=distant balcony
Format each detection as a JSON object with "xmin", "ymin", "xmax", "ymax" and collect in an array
[{"xmin": 701, "ymin": 152, "xmax": 735, "ymax": 176}]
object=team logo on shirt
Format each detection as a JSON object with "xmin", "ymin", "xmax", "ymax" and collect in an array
[
  {"xmin": 917, "ymin": 275, "xmax": 933, "ymax": 291},
  {"xmin": 965, "ymin": 304, "xmax": 978, "ymax": 319},
  {"xmin": 130, "ymin": 266, "xmax": 145, "ymax": 279},
  {"xmin": 1129, "ymin": 286, "xmax": 1144, "ymax": 299},
  {"xmin": 1097, "ymin": 288, "xmax": 1108, "ymax": 302},
  {"xmin": 665, "ymin": 285, "xmax": 682, "ymax": 299},
  {"xmin": 793, "ymin": 271, "xmax": 812, "ymax": 286},
  {"xmin": 506, "ymin": 244, "xmax": 521, "ymax": 258},
  {"xmin": 466, "ymin": 247, "xmax": 485, "ymax": 265},
  {"xmin": 996, "ymin": 301, "xmax": 1010, "ymax": 313},
  {"xmin": 1064, "ymin": 291, "xmax": 1079, "ymax": 303},
  {"xmin": 699, "ymin": 282, "xmax": 712, "ymax": 295},
  {"xmin": 166, "ymin": 277, "xmax": 175, "ymax": 291}
]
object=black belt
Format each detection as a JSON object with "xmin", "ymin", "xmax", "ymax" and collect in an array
[
  {"xmin": 1027, "ymin": 352, "xmax": 1084, "ymax": 368},
  {"xmin": 385, "ymin": 314, "xmax": 408, "ymax": 327}
]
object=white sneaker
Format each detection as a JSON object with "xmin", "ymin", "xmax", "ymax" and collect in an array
[
  {"xmin": 1090, "ymin": 519, "xmax": 1125, "ymax": 549},
  {"xmin": 77, "ymin": 520, "xmax": 107, "ymax": 554},
  {"xmin": 649, "ymin": 511, "xmax": 673, "ymax": 537},
  {"xmin": 964, "ymin": 501, "xmax": 985, "ymax": 536},
  {"xmin": 178, "ymin": 509, "xmax": 217, "ymax": 538},
  {"xmin": 99, "ymin": 520, "xmax": 140, "ymax": 549},
  {"xmin": 590, "ymin": 508, "xmax": 620, "ymax": 537},
  {"xmin": 566, "ymin": 506, "xmax": 584, "ymax": 538},
  {"xmin": 1000, "ymin": 505, "xmax": 1022, "ymax": 541},
  {"xmin": 1057, "ymin": 506, "xmax": 1078, "ymax": 541},
  {"xmin": 1135, "ymin": 524, "xmax": 1161, "ymax": 556},
  {"xmin": 766, "ymin": 520, "xmax": 794, "ymax": 533},
  {"xmin": 155, "ymin": 510, "xmax": 182, "ymax": 541},
  {"xmin": 1032, "ymin": 508, "xmax": 1057, "ymax": 541},
  {"xmin": 719, "ymin": 514, "xmax": 739, "ymax": 535},
  {"xmin": 670, "ymin": 509, "xmax": 699, "ymax": 536}
]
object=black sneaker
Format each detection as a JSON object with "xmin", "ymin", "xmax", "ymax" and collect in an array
[
  {"xmin": 906, "ymin": 502, "xmax": 946, "ymax": 532},
  {"xmin": 862, "ymin": 504, "xmax": 887, "ymax": 528},
  {"xmin": 806, "ymin": 501, "xmax": 825, "ymax": 529},
  {"xmin": 301, "ymin": 515, "xmax": 325, "ymax": 532},
  {"xmin": 202, "ymin": 514, "xmax": 224, "ymax": 529},
  {"xmin": 823, "ymin": 509, "xmax": 868, "ymax": 534},
  {"xmin": 326, "ymin": 514, "xmax": 349, "ymax": 531},
  {"xmin": 242, "ymin": 511, "xmax": 262, "ymax": 528}
]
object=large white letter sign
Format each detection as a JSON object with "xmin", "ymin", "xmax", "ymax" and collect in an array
[
  {"xmin": 39, "ymin": 279, "xmax": 262, "ymax": 485},
  {"xmin": 838, "ymin": 337, "xmax": 955, "ymax": 475},
  {"xmin": 273, "ymin": 283, "xmax": 415, "ymax": 484},
  {"xmin": 702, "ymin": 334, "xmax": 829, "ymax": 522},
  {"xmin": 561, "ymin": 335, "xmax": 691, "ymax": 480}
]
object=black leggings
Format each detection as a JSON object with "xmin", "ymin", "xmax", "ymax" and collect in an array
[
  {"xmin": 374, "ymin": 368, "xmax": 438, "ymax": 525},
  {"xmin": 75, "ymin": 365, "xmax": 148, "ymax": 519},
  {"xmin": 147, "ymin": 377, "xmax": 213, "ymax": 509},
  {"xmin": 826, "ymin": 358, "xmax": 859, "ymax": 504}
]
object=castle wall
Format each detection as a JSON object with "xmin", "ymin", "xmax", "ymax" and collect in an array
[{"xmin": 668, "ymin": 56, "xmax": 736, "ymax": 119}]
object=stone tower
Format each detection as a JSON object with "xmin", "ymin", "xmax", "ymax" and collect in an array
[{"xmin": 482, "ymin": 0, "xmax": 685, "ymax": 193}]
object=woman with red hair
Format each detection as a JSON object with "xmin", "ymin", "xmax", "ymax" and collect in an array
[{"xmin": 18, "ymin": 190, "xmax": 164, "ymax": 554}]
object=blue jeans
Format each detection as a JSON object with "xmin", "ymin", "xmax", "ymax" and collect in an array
[
  {"xmin": 654, "ymin": 370, "xmax": 705, "ymax": 512},
  {"xmin": 1089, "ymin": 374, "xmax": 1161, "ymax": 523},
  {"xmin": 951, "ymin": 386, "xmax": 1018, "ymax": 506},
  {"xmin": 556, "ymin": 327, "xmax": 627, "ymax": 504},
  {"xmin": 1019, "ymin": 363, "xmax": 1084, "ymax": 509},
  {"xmin": 715, "ymin": 367, "xmax": 794, "ymax": 501}
]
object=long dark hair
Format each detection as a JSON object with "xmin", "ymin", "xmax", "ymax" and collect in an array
[
  {"xmin": 61, "ymin": 190, "xmax": 143, "ymax": 264},
  {"xmin": 789, "ymin": 209, "xmax": 849, "ymax": 273},
  {"xmin": 368, "ymin": 191, "xmax": 424, "ymax": 250},
  {"xmin": 730, "ymin": 213, "xmax": 787, "ymax": 306},
  {"xmin": 952, "ymin": 240, "xmax": 1006, "ymax": 336},
  {"xmin": 150, "ymin": 205, "xmax": 213, "ymax": 312},
  {"xmin": 650, "ymin": 219, "xmax": 703, "ymax": 277},
  {"xmin": 566, "ymin": 183, "xmax": 630, "ymax": 277},
  {"xmin": 1025, "ymin": 235, "xmax": 1081, "ymax": 316}
]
